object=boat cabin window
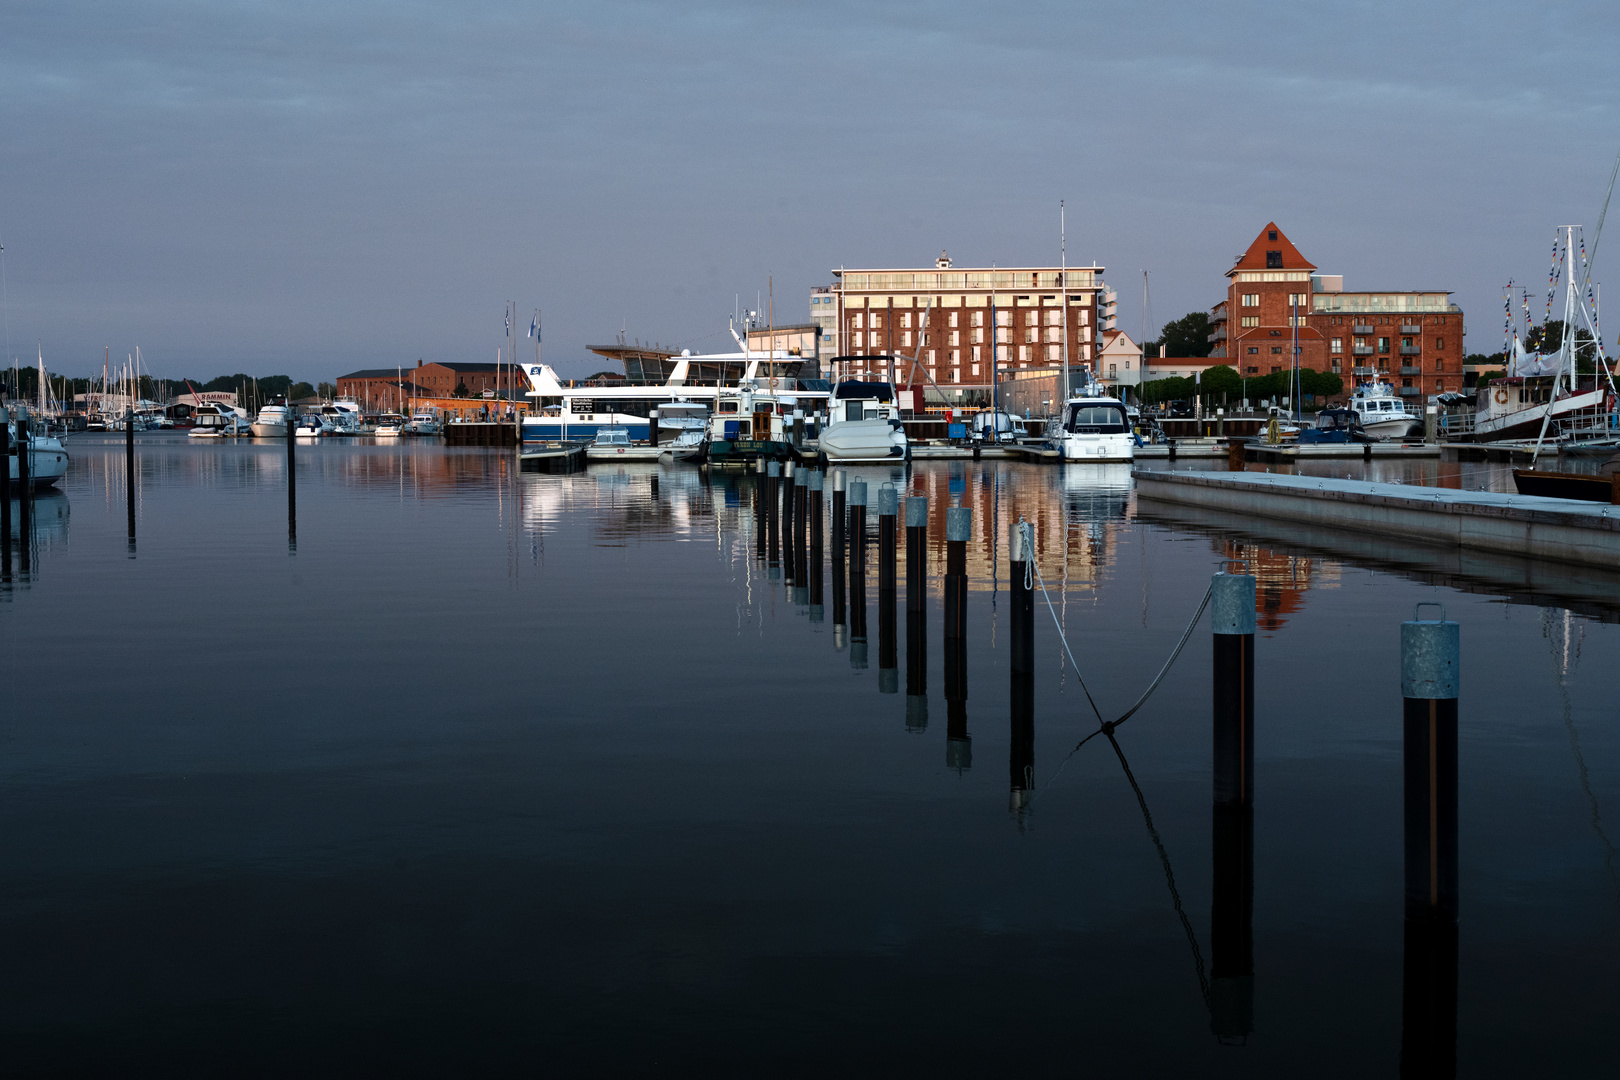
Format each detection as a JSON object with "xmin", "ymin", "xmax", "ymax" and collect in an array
[
  {"xmin": 834, "ymin": 382, "xmax": 894, "ymax": 403},
  {"xmin": 718, "ymin": 401, "xmax": 738, "ymax": 413},
  {"xmin": 1065, "ymin": 403, "xmax": 1127, "ymax": 434},
  {"xmin": 845, "ymin": 402, "xmax": 866, "ymax": 422}
]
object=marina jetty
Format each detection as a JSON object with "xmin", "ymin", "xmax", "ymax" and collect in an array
[{"xmin": 1134, "ymin": 469, "xmax": 1620, "ymax": 568}]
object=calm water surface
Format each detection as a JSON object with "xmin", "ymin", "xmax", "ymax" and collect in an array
[{"xmin": 2, "ymin": 435, "xmax": 1618, "ymax": 1075}]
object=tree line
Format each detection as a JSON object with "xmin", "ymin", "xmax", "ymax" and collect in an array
[{"xmin": 1136, "ymin": 364, "xmax": 1344, "ymax": 407}]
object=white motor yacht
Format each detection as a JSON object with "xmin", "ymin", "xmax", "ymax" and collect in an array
[
  {"xmin": 1054, "ymin": 387, "xmax": 1136, "ymax": 462},
  {"xmin": 319, "ymin": 399, "xmax": 364, "ymax": 435},
  {"xmin": 1348, "ymin": 381, "xmax": 1424, "ymax": 441},
  {"xmin": 4, "ymin": 406, "xmax": 70, "ymax": 490},
  {"xmin": 293, "ymin": 414, "xmax": 328, "ymax": 437},
  {"xmin": 818, "ymin": 380, "xmax": 908, "ymax": 464},
  {"xmin": 250, "ymin": 400, "xmax": 294, "ymax": 438},
  {"xmin": 374, "ymin": 412, "xmax": 406, "ymax": 437},
  {"xmin": 188, "ymin": 403, "xmax": 251, "ymax": 438},
  {"xmin": 406, "ymin": 411, "xmax": 441, "ymax": 435}
]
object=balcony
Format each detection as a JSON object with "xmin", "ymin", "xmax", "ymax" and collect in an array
[
  {"xmin": 1400, "ymin": 324, "xmax": 1423, "ymax": 334},
  {"xmin": 1207, "ymin": 328, "xmax": 1227, "ymax": 342},
  {"xmin": 1400, "ymin": 366, "xmax": 1423, "ymax": 376},
  {"xmin": 1352, "ymin": 324, "xmax": 1374, "ymax": 334},
  {"xmin": 1400, "ymin": 386, "xmax": 1422, "ymax": 396},
  {"xmin": 1352, "ymin": 345, "xmax": 1375, "ymax": 356},
  {"xmin": 1400, "ymin": 345, "xmax": 1421, "ymax": 355},
  {"xmin": 1352, "ymin": 366, "xmax": 1375, "ymax": 376}
]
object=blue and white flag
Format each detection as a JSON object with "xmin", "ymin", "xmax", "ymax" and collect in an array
[
  {"xmin": 528, "ymin": 315, "xmax": 538, "ymax": 340},
  {"xmin": 505, "ymin": 311, "xmax": 511, "ymax": 335}
]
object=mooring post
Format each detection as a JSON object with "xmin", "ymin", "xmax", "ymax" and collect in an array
[
  {"xmin": 1008, "ymin": 519, "xmax": 1034, "ymax": 678},
  {"xmin": 15, "ymin": 407, "xmax": 33, "ymax": 557},
  {"xmin": 649, "ymin": 408, "xmax": 659, "ymax": 448},
  {"xmin": 848, "ymin": 477, "xmax": 868, "ymax": 668},
  {"xmin": 755, "ymin": 458, "xmax": 767, "ymax": 557},
  {"xmin": 781, "ymin": 460, "xmax": 795, "ymax": 581},
  {"xmin": 877, "ymin": 485, "xmax": 899, "ymax": 693},
  {"xmin": 792, "ymin": 465, "xmax": 809, "ymax": 603},
  {"xmin": 807, "ymin": 470, "xmax": 824, "ymax": 621},
  {"xmin": 0, "ymin": 405, "xmax": 12, "ymax": 579},
  {"xmin": 286, "ymin": 403, "xmax": 297, "ymax": 550},
  {"xmin": 831, "ymin": 470, "xmax": 847, "ymax": 646},
  {"xmin": 1212, "ymin": 572, "xmax": 1256, "ymax": 807},
  {"xmin": 944, "ymin": 506, "xmax": 969, "ymax": 638},
  {"xmin": 905, "ymin": 494, "xmax": 927, "ymax": 614},
  {"xmin": 1227, "ymin": 439, "xmax": 1245, "ymax": 472},
  {"xmin": 1400, "ymin": 604, "xmax": 1460, "ymax": 1078},
  {"xmin": 766, "ymin": 460, "xmax": 781, "ymax": 576},
  {"xmin": 1210, "ymin": 570, "xmax": 1257, "ymax": 1041}
]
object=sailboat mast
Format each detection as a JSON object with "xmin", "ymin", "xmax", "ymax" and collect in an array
[{"xmin": 1060, "ymin": 200, "xmax": 1068, "ymax": 406}]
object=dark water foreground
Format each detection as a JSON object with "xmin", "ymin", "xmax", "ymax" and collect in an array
[{"xmin": 2, "ymin": 437, "xmax": 1617, "ymax": 1076}]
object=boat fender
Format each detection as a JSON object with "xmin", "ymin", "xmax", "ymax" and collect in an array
[{"xmin": 1494, "ymin": 387, "xmax": 1509, "ymax": 405}]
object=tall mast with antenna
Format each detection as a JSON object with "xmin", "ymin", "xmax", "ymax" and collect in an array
[{"xmin": 1060, "ymin": 200, "xmax": 1068, "ymax": 405}]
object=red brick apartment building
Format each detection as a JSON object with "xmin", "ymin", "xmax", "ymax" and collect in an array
[
  {"xmin": 1208, "ymin": 223, "xmax": 1464, "ymax": 400},
  {"xmin": 819, "ymin": 252, "xmax": 1110, "ymax": 402}
]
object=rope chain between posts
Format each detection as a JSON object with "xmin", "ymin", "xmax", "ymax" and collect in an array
[{"xmin": 1017, "ymin": 517, "xmax": 1214, "ymax": 800}]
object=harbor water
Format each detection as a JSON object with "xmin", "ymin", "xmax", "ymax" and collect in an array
[{"xmin": 3, "ymin": 435, "xmax": 1618, "ymax": 1074}]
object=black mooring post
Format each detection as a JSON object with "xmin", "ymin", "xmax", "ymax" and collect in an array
[
  {"xmin": 906, "ymin": 494, "xmax": 927, "ymax": 615},
  {"xmin": 18, "ymin": 407, "xmax": 34, "ymax": 566},
  {"xmin": 944, "ymin": 506, "xmax": 971, "ymax": 769},
  {"xmin": 766, "ymin": 460, "xmax": 781, "ymax": 576},
  {"xmin": 877, "ymin": 484, "xmax": 898, "ymax": 693},
  {"xmin": 1400, "ymin": 606, "xmax": 1459, "ymax": 1080},
  {"xmin": 755, "ymin": 459, "xmax": 767, "ymax": 558},
  {"xmin": 1008, "ymin": 519, "xmax": 1034, "ymax": 679},
  {"xmin": 781, "ymin": 460, "xmax": 795, "ymax": 584},
  {"xmin": 807, "ymin": 470, "xmax": 824, "ymax": 622},
  {"xmin": 1, "ymin": 405, "xmax": 12, "ymax": 578},
  {"xmin": 831, "ymin": 470, "xmax": 847, "ymax": 647},
  {"xmin": 1210, "ymin": 571, "xmax": 1257, "ymax": 1042},
  {"xmin": 848, "ymin": 477, "xmax": 868, "ymax": 669},
  {"xmin": 286, "ymin": 405, "xmax": 297, "ymax": 550},
  {"xmin": 793, "ymin": 466, "xmax": 809, "ymax": 603},
  {"xmin": 944, "ymin": 505, "xmax": 969, "ymax": 640},
  {"xmin": 649, "ymin": 408, "xmax": 659, "ymax": 448}
]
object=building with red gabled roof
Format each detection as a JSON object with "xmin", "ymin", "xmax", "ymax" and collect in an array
[{"xmin": 1208, "ymin": 223, "xmax": 1464, "ymax": 401}]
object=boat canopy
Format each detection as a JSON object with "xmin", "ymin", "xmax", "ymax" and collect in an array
[{"xmin": 834, "ymin": 381, "xmax": 894, "ymax": 402}]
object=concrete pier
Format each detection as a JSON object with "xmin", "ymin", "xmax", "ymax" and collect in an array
[{"xmin": 1134, "ymin": 469, "xmax": 1620, "ymax": 569}]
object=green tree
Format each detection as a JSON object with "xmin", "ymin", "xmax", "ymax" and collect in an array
[
  {"xmin": 289, "ymin": 381, "xmax": 316, "ymax": 400},
  {"xmin": 453, "ymin": 381, "xmax": 470, "ymax": 398},
  {"xmin": 317, "ymin": 381, "xmax": 337, "ymax": 399},
  {"xmin": 1198, "ymin": 364, "xmax": 1241, "ymax": 401},
  {"xmin": 1155, "ymin": 311, "xmax": 1213, "ymax": 358}
]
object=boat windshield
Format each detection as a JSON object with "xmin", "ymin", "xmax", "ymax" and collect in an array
[
  {"xmin": 1065, "ymin": 402, "xmax": 1128, "ymax": 434},
  {"xmin": 1316, "ymin": 410, "xmax": 1355, "ymax": 430},
  {"xmin": 834, "ymin": 382, "xmax": 894, "ymax": 402}
]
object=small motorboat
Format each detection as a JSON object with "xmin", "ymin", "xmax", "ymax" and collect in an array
[
  {"xmin": 1298, "ymin": 408, "xmax": 1371, "ymax": 445},
  {"xmin": 374, "ymin": 412, "xmax": 406, "ymax": 437}
]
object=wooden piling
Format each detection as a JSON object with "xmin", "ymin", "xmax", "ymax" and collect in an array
[
  {"xmin": 1008, "ymin": 520, "xmax": 1034, "ymax": 678},
  {"xmin": 849, "ymin": 477, "xmax": 868, "ymax": 667},
  {"xmin": 905, "ymin": 494, "xmax": 927, "ymax": 614}
]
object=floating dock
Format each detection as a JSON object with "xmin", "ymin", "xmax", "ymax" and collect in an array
[
  {"xmin": 1246, "ymin": 442, "xmax": 1442, "ymax": 461},
  {"xmin": 1133, "ymin": 469, "xmax": 1620, "ymax": 568}
]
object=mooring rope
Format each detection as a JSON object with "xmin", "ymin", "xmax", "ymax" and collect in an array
[{"xmin": 1017, "ymin": 517, "xmax": 1215, "ymax": 799}]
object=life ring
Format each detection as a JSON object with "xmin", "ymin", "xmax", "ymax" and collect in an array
[{"xmin": 1494, "ymin": 387, "xmax": 1509, "ymax": 405}]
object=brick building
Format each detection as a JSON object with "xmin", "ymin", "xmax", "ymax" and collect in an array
[
  {"xmin": 817, "ymin": 251, "xmax": 1109, "ymax": 401},
  {"xmin": 1208, "ymin": 223, "xmax": 1464, "ymax": 400},
  {"xmin": 337, "ymin": 361, "xmax": 525, "ymax": 410}
]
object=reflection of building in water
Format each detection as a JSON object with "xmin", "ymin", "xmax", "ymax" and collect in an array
[
  {"xmin": 834, "ymin": 463, "xmax": 1133, "ymax": 596},
  {"xmin": 1217, "ymin": 540, "xmax": 1340, "ymax": 632}
]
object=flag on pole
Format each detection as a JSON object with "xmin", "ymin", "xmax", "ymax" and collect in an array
[
  {"xmin": 505, "ymin": 311, "xmax": 511, "ymax": 335},
  {"xmin": 528, "ymin": 315, "xmax": 537, "ymax": 340}
]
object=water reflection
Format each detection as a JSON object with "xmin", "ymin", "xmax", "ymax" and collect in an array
[{"xmin": 2, "ymin": 492, "xmax": 69, "ymax": 595}]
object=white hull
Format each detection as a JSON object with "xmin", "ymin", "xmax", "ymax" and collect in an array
[
  {"xmin": 1059, "ymin": 434, "xmax": 1135, "ymax": 462},
  {"xmin": 1475, "ymin": 385, "xmax": 1608, "ymax": 441},
  {"xmin": 250, "ymin": 421, "xmax": 288, "ymax": 438},
  {"xmin": 7, "ymin": 439, "xmax": 70, "ymax": 489},
  {"xmin": 1360, "ymin": 415, "xmax": 1422, "ymax": 440},
  {"xmin": 818, "ymin": 419, "xmax": 907, "ymax": 463}
]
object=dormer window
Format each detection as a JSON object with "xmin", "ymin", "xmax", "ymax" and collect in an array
[
  {"xmin": 1266, "ymin": 250, "xmax": 1283, "ymax": 269},
  {"xmin": 1268, "ymin": 230, "xmax": 1278, "ymax": 242}
]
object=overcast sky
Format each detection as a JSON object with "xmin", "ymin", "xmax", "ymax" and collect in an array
[{"xmin": 3, "ymin": 0, "xmax": 1619, "ymax": 383}]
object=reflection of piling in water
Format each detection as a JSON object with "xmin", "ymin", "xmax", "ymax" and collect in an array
[
  {"xmin": 945, "ymin": 507, "xmax": 972, "ymax": 767},
  {"xmin": 18, "ymin": 408, "xmax": 34, "ymax": 571},
  {"xmin": 831, "ymin": 471, "xmax": 847, "ymax": 647},
  {"xmin": 1008, "ymin": 521, "xmax": 1034, "ymax": 811},
  {"xmin": 906, "ymin": 609, "xmax": 928, "ymax": 730},
  {"xmin": 782, "ymin": 460, "xmax": 795, "ymax": 583},
  {"xmin": 1210, "ymin": 572, "xmax": 1257, "ymax": 1042},
  {"xmin": 849, "ymin": 478, "xmax": 868, "ymax": 668},
  {"xmin": 878, "ymin": 486, "xmax": 898, "ymax": 693},
  {"xmin": 808, "ymin": 470, "xmax": 825, "ymax": 621},
  {"xmin": 126, "ymin": 407, "xmax": 138, "ymax": 547},
  {"xmin": 1400, "ymin": 609, "xmax": 1459, "ymax": 1079}
]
